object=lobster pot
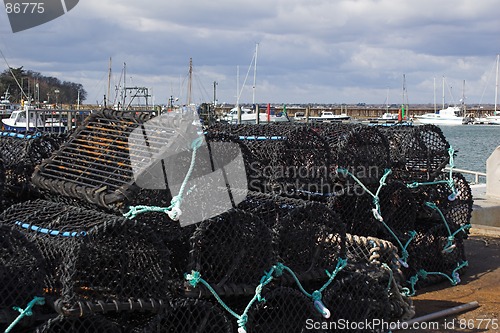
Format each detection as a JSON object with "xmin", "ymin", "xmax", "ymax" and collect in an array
[
  {"xmin": 0, "ymin": 132, "xmax": 65, "ymax": 208},
  {"xmin": 310, "ymin": 123, "xmax": 390, "ymax": 184},
  {"xmin": 207, "ymin": 123, "xmax": 332, "ymax": 198},
  {"xmin": 35, "ymin": 314, "xmax": 121, "ymax": 333},
  {"xmin": 247, "ymin": 287, "xmax": 322, "ymax": 333},
  {"xmin": 0, "ymin": 224, "xmax": 46, "ymax": 327},
  {"xmin": 412, "ymin": 172, "xmax": 473, "ymax": 235},
  {"xmin": 31, "ymin": 110, "xmax": 173, "ymax": 213},
  {"xmin": 0, "ymin": 200, "xmax": 172, "ymax": 316},
  {"xmin": 236, "ymin": 191, "xmax": 346, "ymax": 283},
  {"xmin": 327, "ymin": 180, "xmax": 417, "ymax": 241},
  {"xmin": 377, "ymin": 124, "xmax": 450, "ymax": 182},
  {"xmin": 322, "ymin": 263, "xmax": 414, "ymax": 330},
  {"xmin": 130, "ymin": 298, "xmax": 233, "ymax": 333},
  {"xmin": 404, "ymin": 226, "xmax": 467, "ymax": 289},
  {"xmin": 185, "ymin": 209, "xmax": 274, "ymax": 298}
]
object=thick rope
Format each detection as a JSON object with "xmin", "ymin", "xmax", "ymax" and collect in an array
[{"xmin": 124, "ymin": 136, "xmax": 204, "ymax": 221}]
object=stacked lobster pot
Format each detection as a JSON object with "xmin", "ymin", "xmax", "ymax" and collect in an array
[
  {"xmin": 377, "ymin": 124, "xmax": 472, "ymax": 292},
  {"xmin": 0, "ymin": 131, "xmax": 65, "ymax": 211},
  {"xmin": 0, "ymin": 108, "xmax": 474, "ymax": 333}
]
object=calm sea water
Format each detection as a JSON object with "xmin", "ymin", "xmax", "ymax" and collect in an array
[{"xmin": 439, "ymin": 125, "xmax": 500, "ymax": 173}]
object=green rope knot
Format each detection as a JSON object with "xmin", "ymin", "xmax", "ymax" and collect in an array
[
  {"xmin": 167, "ymin": 195, "xmax": 183, "ymax": 221},
  {"xmin": 185, "ymin": 270, "xmax": 201, "ymax": 288},
  {"xmin": 274, "ymin": 263, "xmax": 285, "ymax": 277},
  {"xmin": 237, "ymin": 314, "xmax": 248, "ymax": 333},
  {"xmin": 312, "ymin": 290, "xmax": 322, "ymax": 301},
  {"xmin": 417, "ymin": 269, "xmax": 428, "ymax": 279}
]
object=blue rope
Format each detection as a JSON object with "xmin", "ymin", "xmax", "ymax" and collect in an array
[
  {"xmin": 0, "ymin": 131, "xmax": 42, "ymax": 139},
  {"xmin": 124, "ymin": 136, "xmax": 204, "ymax": 221},
  {"xmin": 4, "ymin": 297, "xmax": 45, "ymax": 333},
  {"xmin": 238, "ymin": 135, "xmax": 286, "ymax": 141},
  {"xmin": 15, "ymin": 222, "xmax": 87, "ymax": 237}
]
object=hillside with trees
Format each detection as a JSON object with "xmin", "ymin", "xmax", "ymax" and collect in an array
[{"xmin": 0, "ymin": 66, "xmax": 87, "ymax": 107}]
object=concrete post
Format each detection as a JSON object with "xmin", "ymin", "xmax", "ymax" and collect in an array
[{"xmin": 486, "ymin": 146, "xmax": 500, "ymax": 199}]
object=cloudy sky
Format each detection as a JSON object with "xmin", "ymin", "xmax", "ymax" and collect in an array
[{"xmin": 0, "ymin": 0, "xmax": 499, "ymax": 106}]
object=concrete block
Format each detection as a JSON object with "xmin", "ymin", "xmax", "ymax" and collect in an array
[{"xmin": 486, "ymin": 146, "xmax": 500, "ymax": 199}]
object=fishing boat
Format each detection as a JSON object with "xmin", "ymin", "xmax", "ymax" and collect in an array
[
  {"xmin": 0, "ymin": 89, "xmax": 17, "ymax": 118},
  {"xmin": 2, "ymin": 103, "xmax": 67, "ymax": 132},
  {"xmin": 306, "ymin": 111, "xmax": 350, "ymax": 123}
]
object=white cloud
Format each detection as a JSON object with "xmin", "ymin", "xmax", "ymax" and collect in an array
[{"xmin": 0, "ymin": 0, "xmax": 498, "ymax": 105}]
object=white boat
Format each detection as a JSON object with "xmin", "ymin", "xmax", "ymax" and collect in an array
[
  {"xmin": 2, "ymin": 105, "xmax": 67, "ymax": 132},
  {"xmin": 415, "ymin": 106, "xmax": 464, "ymax": 125},
  {"xmin": 222, "ymin": 106, "xmax": 290, "ymax": 124},
  {"xmin": 0, "ymin": 89, "xmax": 17, "ymax": 116},
  {"xmin": 307, "ymin": 111, "xmax": 350, "ymax": 123}
]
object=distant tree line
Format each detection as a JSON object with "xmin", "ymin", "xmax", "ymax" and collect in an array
[{"xmin": 0, "ymin": 66, "xmax": 87, "ymax": 106}]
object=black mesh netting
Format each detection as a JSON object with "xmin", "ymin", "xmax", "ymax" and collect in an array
[
  {"xmin": 207, "ymin": 123, "xmax": 333, "ymax": 199},
  {"xmin": 377, "ymin": 124, "xmax": 450, "ymax": 182},
  {"xmin": 243, "ymin": 264, "xmax": 413, "ymax": 333},
  {"xmin": 0, "ymin": 199, "xmax": 172, "ymax": 318},
  {"xmin": 0, "ymin": 131, "xmax": 66, "ymax": 210},
  {"xmin": 235, "ymin": 191, "xmax": 346, "ymax": 282},
  {"xmin": 207, "ymin": 122, "xmax": 390, "ymax": 200},
  {"xmin": 130, "ymin": 298, "xmax": 233, "ymax": 333},
  {"xmin": 34, "ymin": 314, "xmax": 121, "ymax": 333},
  {"xmin": 0, "ymin": 224, "xmax": 47, "ymax": 329},
  {"xmin": 327, "ymin": 180, "xmax": 417, "ymax": 242},
  {"xmin": 412, "ymin": 172, "xmax": 473, "ymax": 233},
  {"xmin": 185, "ymin": 208, "xmax": 274, "ymax": 297},
  {"xmin": 404, "ymin": 226, "xmax": 467, "ymax": 289}
]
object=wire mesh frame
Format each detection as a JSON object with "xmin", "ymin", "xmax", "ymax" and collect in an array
[{"xmin": 31, "ymin": 110, "xmax": 155, "ymax": 212}]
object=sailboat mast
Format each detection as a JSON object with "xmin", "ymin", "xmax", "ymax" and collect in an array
[
  {"xmin": 252, "ymin": 43, "xmax": 258, "ymax": 106},
  {"xmin": 495, "ymin": 54, "xmax": 499, "ymax": 114},
  {"xmin": 442, "ymin": 76, "xmax": 445, "ymax": 109},
  {"xmin": 107, "ymin": 57, "xmax": 112, "ymax": 107},
  {"xmin": 187, "ymin": 58, "xmax": 193, "ymax": 105}
]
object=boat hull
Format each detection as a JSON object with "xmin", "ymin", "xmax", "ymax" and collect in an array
[{"xmin": 2, "ymin": 123, "xmax": 67, "ymax": 133}]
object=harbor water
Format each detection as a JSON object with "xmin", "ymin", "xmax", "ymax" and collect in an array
[{"xmin": 439, "ymin": 125, "xmax": 500, "ymax": 174}]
